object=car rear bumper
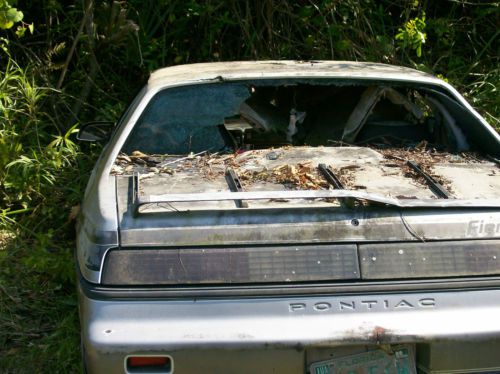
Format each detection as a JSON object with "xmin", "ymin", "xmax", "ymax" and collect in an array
[{"xmin": 79, "ymin": 284, "xmax": 500, "ymax": 373}]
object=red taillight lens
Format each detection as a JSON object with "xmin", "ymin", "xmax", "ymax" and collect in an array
[
  {"xmin": 126, "ymin": 356, "xmax": 171, "ymax": 373},
  {"xmin": 102, "ymin": 244, "xmax": 360, "ymax": 285}
]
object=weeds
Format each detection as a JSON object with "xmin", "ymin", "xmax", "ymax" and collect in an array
[
  {"xmin": 0, "ymin": 56, "xmax": 93, "ymax": 372},
  {"xmin": 0, "ymin": 234, "xmax": 81, "ymax": 372}
]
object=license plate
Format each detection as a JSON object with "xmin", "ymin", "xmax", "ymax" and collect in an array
[{"xmin": 310, "ymin": 345, "xmax": 416, "ymax": 374}]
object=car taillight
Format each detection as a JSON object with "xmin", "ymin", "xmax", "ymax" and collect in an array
[
  {"xmin": 126, "ymin": 355, "xmax": 172, "ymax": 373},
  {"xmin": 101, "ymin": 244, "xmax": 360, "ymax": 285}
]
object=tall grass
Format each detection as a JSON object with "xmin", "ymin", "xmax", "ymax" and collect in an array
[{"xmin": 0, "ymin": 57, "xmax": 91, "ymax": 372}]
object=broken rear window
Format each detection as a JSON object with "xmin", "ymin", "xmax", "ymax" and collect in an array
[
  {"xmin": 122, "ymin": 83, "xmax": 250, "ymax": 155},
  {"xmin": 121, "ymin": 79, "xmax": 497, "ymax": 156},
  {"xmin": 115, "ymin": 79, "xmax": 499, "ymax": 209}
]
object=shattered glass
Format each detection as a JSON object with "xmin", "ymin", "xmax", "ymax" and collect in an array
[{"xmin": 122, "ymin": 82, "xmax": 250, "ymax": 154}]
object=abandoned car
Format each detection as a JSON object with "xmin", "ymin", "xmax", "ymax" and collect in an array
[{"xmin": 77, "ymin": 61, "xmax": 500, "ymax": 373}]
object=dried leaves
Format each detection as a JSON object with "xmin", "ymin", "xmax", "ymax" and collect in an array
[
  {"xmin": 240, "ymin": 162, "xmax": 328, "ymax": 190},
  {"xmin": 378, "ymin": 144, "xmax": 457, "ymax": 191},
  {"xmin": 330, "ymin": 165, "xmax": 363, "ymax": 189},
  {"xmin": 111, "ymin": 151, "xmax": 242, "ymax": 181},
  {"xmin": 378, "ymin": 141, "xmax": 487, "ymax": 168},
  {"xmin": 111, "ymin": 145, "xmax": 490, "ymax": 199}
]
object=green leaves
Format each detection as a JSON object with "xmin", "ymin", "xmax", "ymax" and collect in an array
[
  {"xmin": 0, "ymin": 0, "xmax": 33, "ymax": 38},
  {"xmin": 396, "ymin": 14, "xmax": 427, "ymax": 57},
  {"xmin": 0, "ymin": 57, "xmax": 79, "ymax": 216},
  {"xmin": 0, "ymin": 0, "xmax": 23, "ymax": 29},
  {"xmin": 15, "ymin": 22, "xmax": 33, "ymax": 37}
]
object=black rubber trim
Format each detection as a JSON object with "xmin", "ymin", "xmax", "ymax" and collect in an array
[{"xmin": 78, "ymin": 266, "xmax": 500, "ymax": 301}]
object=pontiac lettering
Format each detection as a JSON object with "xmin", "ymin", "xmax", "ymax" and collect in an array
[{"xmin": 289, "ymin": 298, "xmax": 435, "ymax": 312}]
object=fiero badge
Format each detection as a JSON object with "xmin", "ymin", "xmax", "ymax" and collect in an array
[{"xmin": 289, "ymin": 298, "xmax": 435, "ymax": 312}]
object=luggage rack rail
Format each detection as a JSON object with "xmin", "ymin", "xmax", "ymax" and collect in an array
[{"xmin": 131, "ymin": 172, "xmax": 500, "ymax": 215}]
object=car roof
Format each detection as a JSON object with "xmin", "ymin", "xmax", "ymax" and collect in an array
[{"xmin": 148, "ymin": 60, "xmax": 441, "ymax": 88}]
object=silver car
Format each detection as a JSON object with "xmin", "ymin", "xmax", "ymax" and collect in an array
[{"xmin": 77, "ymin": 61, "xmax": 500, "ymax": 374}]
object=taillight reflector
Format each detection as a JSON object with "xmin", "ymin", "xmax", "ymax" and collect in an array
[{"xmin": 126, "ymin": 356, "xmax": 171, "ymax": 373}]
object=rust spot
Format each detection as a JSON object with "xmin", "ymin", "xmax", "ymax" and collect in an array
[{"xmin": 373, "ymin": 326, "xmax": 387, "ymax": 344}]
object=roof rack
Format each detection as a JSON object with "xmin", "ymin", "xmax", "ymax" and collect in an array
[{"xmin": 131, "ymin": 172, "xmax": 500, "ymax": 215}]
